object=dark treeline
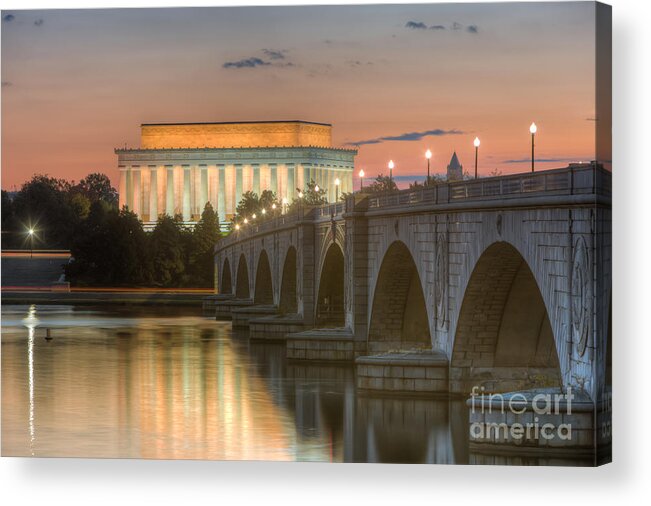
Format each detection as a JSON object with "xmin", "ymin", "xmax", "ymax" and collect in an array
[{"xmin": 2, "ymin": 174, "xmax": 220, "ymax": 288}]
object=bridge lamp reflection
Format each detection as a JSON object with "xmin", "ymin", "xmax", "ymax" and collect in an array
[
  {"xmin": 473, "ymin": 137, "xmax": 481, "ymax": 179},
  {"xmin": 425, "ymin": 150, "xmax": 432, "ymax": 185},
  {"xmin": 529, "ymin": 122, "xmax": 537, "ymax": 172}
]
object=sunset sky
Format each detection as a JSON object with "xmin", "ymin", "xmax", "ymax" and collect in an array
[{"xmin": 1, "ymin": 2, "xmax": 598, "ymax": 190}]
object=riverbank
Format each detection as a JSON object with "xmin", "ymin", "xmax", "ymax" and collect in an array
[{"xmin": 0, "ymin": 289, "xmax": 212, "ymax": 306}]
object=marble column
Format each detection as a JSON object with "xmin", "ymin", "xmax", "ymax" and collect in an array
[
  {"xmin": 287, "ymin": 163, "xmax": 295, "ymax": 201},
  {"xmin": 235, "ymin": 164, "xmax": 243, "ymax": 208},
  {"xmin": 118, "ymin": 167, "xmax": 127, "ymax": 210},
  {"xmin": 166, "ymin": 166, "xmax": 174, "ymax": 217},
  {"xmin": 252, "ymin": 164, "xmax": 260, "ymax": 195},
  {"xmin": 183, "ymin": 165, "xmax": 191, "ymax": 221},
  {"xmin": 218, "ymin": 165, "xmax": 226, "ymax": 220},
  {"xmin": 126, "ymin": 166, "xmax": 133, "ymax": 210},
  {"xmin": 200, "ymin": 165, "xmax": 208, "ymax": 215},
  {"xmin": 149, "ymin": 167, "xmax": 157, "ymax": 220},
  {"xmin": 132, "ymin": 168, "xmax": 141, "ymax": 216},
  {"xmin": 270, "ymin": 164, "xmax": 278, "ymax": 195}
]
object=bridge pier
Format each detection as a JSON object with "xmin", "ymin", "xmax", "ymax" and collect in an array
[
  {"xmin": 214, "ymin": 298, "xmax": 253, "ymax": 321},
  {"xmin": 355, "ymin": 352, "xmax": 448, "ymax": 395},
  {"xmin": 231, "ymin": 304, "xmax": 278, "ymax": 329},
  {"xmin": 249, "ymin": 314, "xmax": 310, "ymax": 341}
]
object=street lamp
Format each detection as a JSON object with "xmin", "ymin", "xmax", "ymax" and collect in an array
[
  {"xmin": 298, "ymin": 191, "xmax": 303, "ymax": 199},
  {"xmin": 473, "ymin": 137, "xmax": 480, "ymax": 179},
  {"xmin": 235, "ymin": 224, "xmax": 240, "ymax": 231},
  {"xmin": 282, "ymin": 197, "xmax": 288, "ymax": 214},
  {"xmin": 334, "ymin": 177, "xmax": 341, "ymax": 202},
  {"xmin": 261, "ymin": 208, "xmax": 266, "ymax": 216},
  {"xmin": 314, "ymin": 184, "xmax": 320, "ymax": 193},
  {"xmin": 359, "ymin": 169, "xmax": 365, "ymax": 191},
  {"xmin": 243, "ymin": 217, "xmax": 248, "ymax": 224},
  {"xmin": 425, "ymin": 149, "xmax": 432, "ymax": 185},
  {"xmin": 388, "ymin": 160, "xmax": 394, "ymax": 186},
  {"xmin": 252, "ymin": 213, "xmax": 257, "ymax": 220},
  {"xmin": 28, "ymin": 228, "xmax": 35, "ymax": 259},
  {"xmin": 529, "ymin": 122, "xmax": 537, "ymax": 172}
]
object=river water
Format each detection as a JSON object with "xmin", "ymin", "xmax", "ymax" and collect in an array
[{"xmin": 1, "ymin": 304, "xmax": 589, "ymax": 465}]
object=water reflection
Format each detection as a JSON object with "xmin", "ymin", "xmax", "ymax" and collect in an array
[{"xmin": 2, "ymin": 305, "xmax": 588, "ymax": 464}]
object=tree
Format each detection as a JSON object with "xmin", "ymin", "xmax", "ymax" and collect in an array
[
  {"xmin": 188, "ymin": 203, "xmax": 221, "ymax": 287},
  {"xmin": 299, "ymin": 180, "xmax": 328, "ymax": 205},
  {"xmin": 149, "ymin": 215, "xmax": 186, "ymax": 286},
  {"xmin": 233, "ymin": 190, "xmax": 279, "ymax": 224},
  {"xmin": 75, "ymin": 173, "xmax": 118, "ymax": 206},
  {"xmin": 366, "ymin": 174, "xmax": 398, "ymax": 193},
  {"xmin": 66, "ymin": 206, "xmax": 150, "ymax": 286},
  {"xmin": 11, "ymin": 174, "xmax": 76, "ymax": 248}
]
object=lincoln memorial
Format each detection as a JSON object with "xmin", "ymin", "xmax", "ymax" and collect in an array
[{"xmin": 116, "ymin": 120, "xmax": 357, "ymax": 228}]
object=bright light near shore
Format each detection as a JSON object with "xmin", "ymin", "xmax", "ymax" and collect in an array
[
  {"xmin": 530, "ymin": 122, "xmax": 537, "ymax": 134},
  {"xmin": 425, "ymin": 149, "xmax": 432, "ymax": 160},
  {"xmin": 388, "ymin": 160, "xmax": 394, "ymax": 170},
  {"xmin": 474, "ymin": 137, "xmax": 481, "ymax": 148},
  {"xmin": 335, "ymin": 178, "xmax": 340, "ymax": 186},
  {"xmin": 359, "ymin": 169, "xmax": 365, "ymax": 178},
  {"xmin": 28, "ymin": 229, "xmax": 34, "ymax": 235}
]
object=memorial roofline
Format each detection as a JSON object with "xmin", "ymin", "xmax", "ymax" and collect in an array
[
  {"xmin": 115, "ymin": 145, "xmax": 357, "ymax": 153},
  {"xmin": 140, "ymin": 120, "xmax": 332, "ymax": 127}
]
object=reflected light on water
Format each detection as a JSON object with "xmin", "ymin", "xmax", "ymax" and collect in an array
[{"xmin": 1, "ymin": 305, "xmax": 592, "ymax": 465}]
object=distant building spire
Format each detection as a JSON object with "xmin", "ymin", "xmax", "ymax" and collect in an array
[{"xmin": 447, "ymin": 151, "xmax": 463, "ymax": 181}]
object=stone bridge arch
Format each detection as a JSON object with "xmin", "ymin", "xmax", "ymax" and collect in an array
[
  {"xmin": 279, "ymin": 246, "xmax": 298, "ymax": 314},
  {"xmin": 449, "ymin": 241, "xmax": 562, "ymax": 395},
  {"xmin": 220, "ymin": 257, "xmax": 233, "ymax": 295},
  {"xmin": 254, "ymin": 249, "xmax": 274, "ymax": 305},
  {"xmin": 315, "ymin": 242, "xmax": 345, "ymax": 327},
  {"xmin": 235, "ymin": 253, "xmax": 250, "ymax": 299},
  {"xmin": 367, "ymin": 240, "xmax": 431, "ymax": 353}
]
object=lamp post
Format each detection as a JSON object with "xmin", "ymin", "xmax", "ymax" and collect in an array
[
  {"xmin": 28, "ymin": 228, "xmax": 34, "ymax": 259},
  {"xmin": 282, "ymin": 197, "xmax": 288, "ymax": 214},
  {"xmin": 359, "ymin": 169, "xmax": 365, "ymax": 191},
  {"xmin": 473, "ymin": 137, "xmax": 480, "ymax": 179},
  {"xmin": 529, "ymin": 122, "xmax": 537, "ymax": 172},
  {"xmin": 425, "ymin": 149, "xmax": 432, "ymax": 185},
  {"xmin": 388, "ymin": 160, "xmax": 394, "ymax": 186},
  {"xmin": 334, "ymin": 177, "xmax": 341, "ymax": 202}
]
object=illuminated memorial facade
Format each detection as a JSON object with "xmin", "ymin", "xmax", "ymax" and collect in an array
[{"xmin": 116, "ymin": 120, "xmax": 357, "ymax": 227}]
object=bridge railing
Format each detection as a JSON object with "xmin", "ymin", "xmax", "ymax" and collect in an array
[
  {"xmin": 367, "ymin": 164, "xmax": 610, "ymax": 209},
  {"xmin": 315, "ymin": 201, "xmax": 346, "ymax": 220}
]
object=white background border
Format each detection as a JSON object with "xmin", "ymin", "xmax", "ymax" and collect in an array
[{"xmin": 1, "ymin": 0, "xmax": 649, "ymax": 504}]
